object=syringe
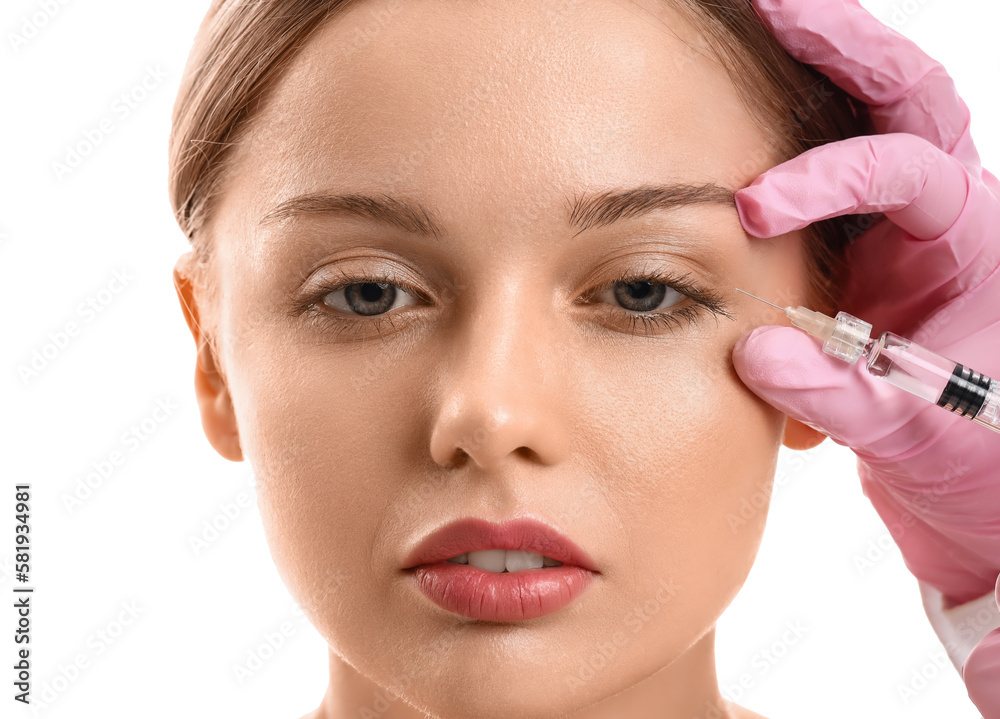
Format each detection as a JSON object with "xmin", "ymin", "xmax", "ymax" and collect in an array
[{"xmin": 734, "ymin": 288, "xmax": 1000, "ymax": 435}]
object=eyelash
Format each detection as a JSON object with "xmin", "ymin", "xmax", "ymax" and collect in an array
[
  {"xmin": 293, "ymin": 266, "xmax": 733, "ymax": 340},
  {"xmin": 584, "ymin": 267, "xmax": 733, "ymax": 337}
]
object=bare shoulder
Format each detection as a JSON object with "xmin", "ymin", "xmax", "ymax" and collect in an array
[
  {"xmin": 727, "ymin": 701, "xmax": 770, "ymax": 719},
  {"xmin": 295, "ymin": 709, "xmax": 321, "ymax": 719}
]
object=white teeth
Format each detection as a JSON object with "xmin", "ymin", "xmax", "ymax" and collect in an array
[
  {"xmin": 446, "ymin": 550, "xmax": 564, "ymax": 572},
  {"xmin": 503, "ymin": 550, "xmax": 544, "ymax": 572},
  {"xmin": 469, "ymin": 549, "xmax": 509, "ymax": 572}
]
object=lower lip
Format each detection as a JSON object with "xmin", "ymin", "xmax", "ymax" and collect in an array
[{"xmin": 405, "ymin": 562, "xmax": 596, "ymax": 621}]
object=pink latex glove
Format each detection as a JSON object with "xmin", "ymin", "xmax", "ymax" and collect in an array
[{"xmin": 731, "ymin": 0, "xmax": 1000, "ymax": 714}]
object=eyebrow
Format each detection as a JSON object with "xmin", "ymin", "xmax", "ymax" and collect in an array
[
  {"xmin": 258, "ymin": 182, "xmax": 736, "ymax": 237},
  {"xmin": 567, "ymin": 182, "xmax": 735, "ymax": 236}
]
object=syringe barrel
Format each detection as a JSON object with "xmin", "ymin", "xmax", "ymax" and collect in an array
[{"xmin": 866, "ymin": 332, "xmax": 1000, "ymax": 432}]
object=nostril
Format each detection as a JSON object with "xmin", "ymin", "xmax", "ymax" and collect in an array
[
  {"xmin": 443, "ymin": 447, "xmax": 470, "ymax": 470},
  {"xmin": 515, "ymin": 446, "xmax": 539, "ymax": 462}
]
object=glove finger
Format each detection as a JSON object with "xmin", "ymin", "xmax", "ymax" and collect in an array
[
  {"xmin": 731, "ymin": 324, "xmax": 933, "ymax": 455},
  {"xmin": 735, "ymin": 134, "xmax": 1000, "ymax": 325},
  {"xmin": 751, "ymin": 0, "xmax": 985, "ymax": 174},
  {"xmin": 963, "ymin": 623, "xmax": 1000, "ymax": 716},
  {"xmin": 736, "ymin": 134, "xmax": 970, "ymax": 239}
]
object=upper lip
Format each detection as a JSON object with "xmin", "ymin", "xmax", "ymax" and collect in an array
[{"xmin": 401, "ymin": 516, "xmax": 599, "ymax": 573}]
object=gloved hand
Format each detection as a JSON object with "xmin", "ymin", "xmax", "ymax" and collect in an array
[{"xmin": 730, "ymin": 0, "xmax": 1000, "ymax": 714}]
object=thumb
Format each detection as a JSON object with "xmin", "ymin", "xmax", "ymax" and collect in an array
[{"xmin": 732, "ymin": 325, "xmax": 927, "ymax": 455}]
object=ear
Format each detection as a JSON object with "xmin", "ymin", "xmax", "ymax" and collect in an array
[
  {"xmin": 173, "ymin": 256, "xmax": 244, "ymax": 462},
  {"xmin": 781, "ymin": 416, "xmax": 827, "ymax": 451}
]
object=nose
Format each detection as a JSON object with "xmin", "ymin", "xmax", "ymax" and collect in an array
[{"xmin": 428, "ymin": 283, "xmax": 570, "ymax": 471}]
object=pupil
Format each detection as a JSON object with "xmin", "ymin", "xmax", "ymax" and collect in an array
[{"xmin": 628, "ymin": 281, "xmax": 652, "ymax": 299}]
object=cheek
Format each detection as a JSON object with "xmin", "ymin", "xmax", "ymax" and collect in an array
[
  {"xmin": 229, "ymin": 336, "xmax": 404, "ymax": 629},
  {"xmin": 575, "ymin": 331, "xmax": 784, "ymax": 620}
]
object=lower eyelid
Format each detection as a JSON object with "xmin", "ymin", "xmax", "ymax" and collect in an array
[{"xmin": 596, "ymin": 303, "xmax": 709, "ymax": 337}]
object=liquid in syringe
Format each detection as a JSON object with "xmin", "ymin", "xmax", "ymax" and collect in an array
[{"xmin": 734, "ymin": 288, "xmax": 1000, "ymax": 435}]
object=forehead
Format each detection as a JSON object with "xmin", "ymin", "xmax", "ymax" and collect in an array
[{"xmin": 218, "ymin": 0, "xmax": 766, "ymax": 241}]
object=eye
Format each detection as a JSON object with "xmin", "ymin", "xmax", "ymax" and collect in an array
[
  {"xmin": 584, "ymin": 268, "xmax": 733, "ymax": 337},
  {"xmin": 319, "ymin": 279, "xmax": 420, "ymax": 317},
  {"xmin": 291, "ymin": 266, "xmax": 429, "ymax": 340},
  {"xmin": 293, "ymin": 265, "xmax": 733, "ymax": 340},
  {"xmin": 594, "ymin": 277, "xmax": 685, "ymax": 314}
]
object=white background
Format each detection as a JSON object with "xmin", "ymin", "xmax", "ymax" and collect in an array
[{"xmin": 2, "ymin": 1, "xmax": 998, "ymax": 717}]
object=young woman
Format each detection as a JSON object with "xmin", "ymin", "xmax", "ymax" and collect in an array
[{"xmin": 168, "ymin": 0, "xmax": 1000, "ymax": 716}]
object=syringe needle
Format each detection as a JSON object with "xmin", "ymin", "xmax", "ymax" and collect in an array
[
  {"xmin": 734, "ymin": 287, "xmax": 843, "ymax": 349},
  {"xmin": 734, "ymin": 287, "xmax": 784, "ymax": 310}
]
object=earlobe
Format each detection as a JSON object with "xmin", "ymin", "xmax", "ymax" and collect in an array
[
  {"xmin": 193, "ymin": 350, "xmax": 244, "ymax": 462},
  {"xmin": 173, "ymin": 259, "xmax": 244, "ymax": 463},
  {"xmin": 781, "ymin": 417, "xmax": 827, "ymax": 451}
]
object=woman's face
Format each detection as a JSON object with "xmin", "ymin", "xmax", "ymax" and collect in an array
[{"xmin": 179, "ymin": 0, "xmax": 816, "ymax": 715}]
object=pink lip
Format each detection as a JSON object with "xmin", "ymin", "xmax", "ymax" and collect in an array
[
  {"xmin": 400, "ymin": 517, "xmax": 599, "ymax": 622},
  {"xmin": 401, "ymin": 516, "xmax": 599, "ymax": 572}
]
